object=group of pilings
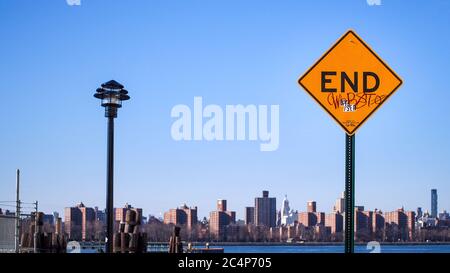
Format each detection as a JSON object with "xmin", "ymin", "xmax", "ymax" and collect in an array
[
  {"xmin": 168, "ymin": 226, "xmax": 183, "ymax": 253},
  {"xmin": 112, "ymin": 209, "xmax": 147, "ymax": 253},
  {"xmin": 20, "ymin": 212, "xmax": 66, "ymax": 253}
]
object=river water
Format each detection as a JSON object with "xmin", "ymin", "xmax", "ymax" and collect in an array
[
  {"xmin": 220, "ymin": 244, "xmax": 450, "ymax": 253},
  {"xmin": 77, "ymin": 244, "xmax": 450, "ymax": 253}
]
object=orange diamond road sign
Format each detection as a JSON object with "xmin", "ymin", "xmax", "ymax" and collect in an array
[{"xmin": 298, "ymin": 30, "xmax": 402, "ymax": 135}]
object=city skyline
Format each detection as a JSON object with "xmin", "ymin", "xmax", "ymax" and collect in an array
[
  {"xmin": 2, "ymin": 189, "xmax": 448, "ymax": 246},
  {"xmin": 1, "ymin": 1, "xmax": 450, "ymax": 220},
  {"xmin": 1, "ymin": 189, "xmax": 445, "ymax": 221}
]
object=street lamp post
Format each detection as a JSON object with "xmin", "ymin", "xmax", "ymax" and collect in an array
[{"xmin": 94, "ymin": 80, "xmax": 130, "ymax": 253}]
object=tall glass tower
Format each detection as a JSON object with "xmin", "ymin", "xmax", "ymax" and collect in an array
[{"xmin": 431, "ymin": 189, "xmax": 438, "ymax": 218}]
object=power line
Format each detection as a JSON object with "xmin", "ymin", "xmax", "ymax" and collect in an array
[{"xmin": 0, "ymin": 204, "xmax": 17, "ymax": 208}]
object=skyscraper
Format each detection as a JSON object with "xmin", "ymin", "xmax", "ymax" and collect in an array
[
  {"xmin": 53, "ymin": 211, "xmax": 60, "ymax": 224},
  {"xmin": 384, "ymin": 208, "xmax": 415, "ymax": 241},
  {"xmin": 354, "ymin": 207, "xmax": 373, "ymax": 235},
  {"xmin": 163, "ymin": 204, "xmax": 198, "ymax": 230},
  {"xmin": 64, "ymin": 202, "xmax": 95, "ymax": 241},
  {"xmin": 298, "ymin": 212, "xmax": 317, "ymax": 227},
  {"xmin": 372, "ymin": 209, "xmax": 385, "ymax": 237},
  {"xmin": 164, "ymin": 209, "xmax": 186, "ymax": 225},
  {"xmin": 333, "ymin": 192, "xmax": 345, "ymax": 214},
  {"xmin": 115, "ymin": 203, "xmax": 143, "ymax": 224},
  {"xmin": 315, "ymin": 212, "xmax": 325, "ymax": 225},
  {"xmin": 280, "ymin": 195, "xmax": 297, "ymax": 226},
  {"xmin": 307, "ymin": 201, "xmax": 317, "ymax": 213},
  {"xmin": 245, "ymin": 207, "xmax": 255, "ymax": 225},
  {"xmin": 94, "ymin": 207, "xmax": 106, "ymax": 223},
  {"xmin": 217, "ymin": 199, "xmax": 227, "ymax": 211},
  {"xmin": 64, "ymin": 206, "xmax": 82, "ymax": 240},
  {"xmin": 43, "ymin": 214, "xmax": 54, "ymax": 225},
  {"xmin": 406, "ymin": 211, "xmax": 416, "ymax": 240},
  {"xmin": 416, "ymin": 207, "xmax": 423, "ymax": 220},
  {"xmin": 79, "ymin": 204, "xmax": 95, "ymax": 241},
  {"xmin": 299, "ymin": 201, "xmax": 324, "ymax": 228},
  {"xmin": 255, "ymin": 191, "xmax": 277, "ymax": 227},
  {"xmin": 325, "ymin": 213, "xmax": 343, "ymax": 233},
  {"xmin": 431, "ymin": 189, "xmax": 438, "ymax": 218},
  {"xmin": 209, "ymin": 200, "xmax": 236, "ymax": 240}
]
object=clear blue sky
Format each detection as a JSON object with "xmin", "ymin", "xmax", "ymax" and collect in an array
[{"xmin": 0, "ymin": 0, "xmax": 449, "ymax": 220}]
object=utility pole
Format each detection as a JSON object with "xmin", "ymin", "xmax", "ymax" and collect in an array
[
  {"xmin": 33, "ymin": 200, "xmax": 38, "ymax": 253},
  {"xmin": 15, "ymin": 169, "xmax": 21, "ymax": 253}
]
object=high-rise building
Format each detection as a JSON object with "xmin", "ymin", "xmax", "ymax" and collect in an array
[
  {"xmin": 115, "ymin": 203, "xmax": 143, "ymax": 224},
  {"xmin": 406, "ymin": 211, "xmax": 416, "ymax": 240},
  {"xmin": 355, "ymin": 207, "xmax": 368, "ymax": 233},
  {"xmin": 163, "ymin": 204, "xmax": 198, "ymax": 230},
  {"xmin": 164, "ymin": 209, "xmax": 185, "ymax": 225},
  {"xmin": 307, "ymin": 201, "xmax": 317, "ymax": 213},
  {"xmin": 115, "ymin": 204, "xmax": 130, "ymax": 223},
  {"xmin": 438, "ymin": 210, "xmax": 449, "ymax": 221},
  {"xmin": 355, "ymin": 207, "xmax": 373, "ymax": 235},
  {"xmin": 64, "ymin": 202, "xmax": 95, "ymax": 241},
  {"xmin": 79, "ymin": 204, "xmax": 95, "ymax": 241},
  {"xmin": 372, "ymin": 209, "xmax": 385, "ymax": 236},
  {"xmin": 416, "ymin": 207, "xmax": 423, "ymax": 220},
  {"xmin": 94, "ymin": 207, "xmax": 106, "ymax": 223},
  {"xmin": 299, "ymin": 201, "xmax": 324, "ymax": 228},
  {"xmin": 431, "ymin": 189, "xmax": 438, "ymax": 218},
  {"xmin": 315, "ymin": 212, "xmax": 325, "ymax": 225},
  {"xmin": 298, "ymin": 212, "xmax": 317, "ymax": 227},
  {"xmin": 325, "ymin": 213, "xmax": 343, "ymax": 233},
  {"xmin": 255, "ymin": 191, "xmax": 277, "ymax": 227},
  {"xmin": 245, "ymin": 207, "xmax": 255, "ymax": 225},
  {"xmin": 209, "ymin": 211, "xmax": 229, "ymax": 240},
  {"xmin": 43, "ymin": 214, "xmax": 54, "ymax": 225},
  {"xmin": 53, "ymin": 211, "xmax": 60, "ymax": 224},
  {"xmin": 209, "ymin": 200, "xmax": 236, "ymax": 240},
  {"xmin": 384, "ymin": 209, "xmax": 407, "ymax": 227},
  {"xmin": 64, "ymin": 207, "xmax": 82, "ymax": 240},
  {"xmin": 384, "ymin": 208, "xmax": 414, "ymax": 241},
  {"xmin": 217, "ymin": 199, "xmax": 227, "ymax": 211},
  {"xmin": 333, "ymin": 192, "xmax": 345, "ymax": 214},
  {"xmin": 280, "ymin": 195, "xmax": 297, "ymax": 226}
]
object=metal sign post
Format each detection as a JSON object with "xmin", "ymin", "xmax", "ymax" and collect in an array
[{"xmin": 345, "ymin": 134, "xmax": 355, "ymax": 253}]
